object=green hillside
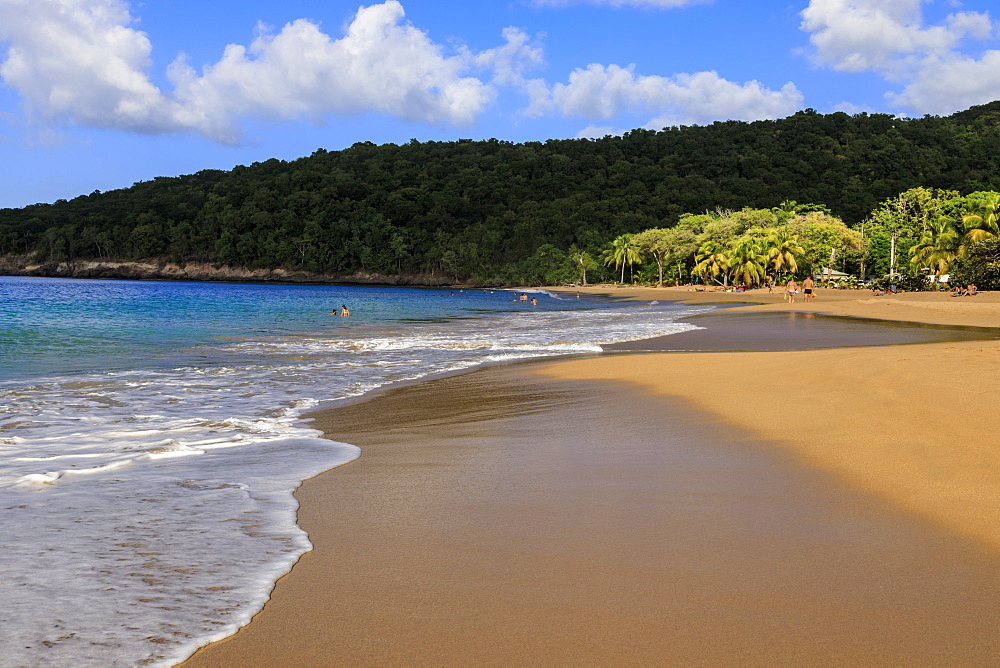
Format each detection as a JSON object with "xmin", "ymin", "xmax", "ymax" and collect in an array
[{"xmin": 3, "ymin": 102, "xmax": 1000, "ymax": 285}]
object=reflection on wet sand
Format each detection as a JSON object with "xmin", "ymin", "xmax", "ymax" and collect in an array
[
  {"xmin": 606, "ymin": 309, "xmax": 1000, "ymax": 352},
  {"xmin": 187, "ymin": 361, "xmax": 1000, "ymax": 665}
]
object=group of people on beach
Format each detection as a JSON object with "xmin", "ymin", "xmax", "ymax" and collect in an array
[
  {"xmin": 783, "ymin": 276, "xmax": 816, "ymax": 303},
  {"xmin": 952, "ymin": 284, "xmax": 978, "ymax": 297}
]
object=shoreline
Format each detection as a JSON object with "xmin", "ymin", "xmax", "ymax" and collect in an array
[
  {"xmin": 548, "ymin": 283, "xmax": 1000, "ymax": 328},
  {"xmin": 534, "ymin": 338, "xmax": 1000, "ymax": 552},
  {"xmin": 547, "ymin": 287, "xmax": 1000, "ymax": 550},
  {"xmin": 185, "ymin": 289, "xmax": 1000, "ymax": 664}
]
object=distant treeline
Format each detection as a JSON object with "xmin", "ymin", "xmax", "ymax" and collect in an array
[{"xmin": 3, "ymin": 101, "xmax": 1000, "ymax": 286}]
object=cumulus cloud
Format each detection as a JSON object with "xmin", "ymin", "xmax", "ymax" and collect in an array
[
  {"xmin": 889, "ymin": 50, "xmax": 1000, "ymax": 113},
  {"xmin": 528, "ymin": 63, "xmax": 803, "ymax": 127},
  {"xmin": 532, "ymin": 0, "xmax": 710, "ymax": 7},
  {"xmin": 0, "ymin": 0, "xmax": 500, "ymax": 143},
  {"xmin": 828, "ymin": 101, "xmax": 876, "ymax": 115},
  {"xmin": 473, "ymin": 27, "xmax": 545, "ymax": 87},
  {"xmin": 800, "ymin": 0, "xmax": 1000, "ymax": 114},
  {"xmin": 0, "ymin": 0, "xmax": 179, "ymax": 133},
  {"xmin": 575, "ymin": 124, "xmax": 618, "ymax": 138}
]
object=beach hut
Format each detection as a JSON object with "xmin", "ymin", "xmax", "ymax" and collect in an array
[{"xmin": 813, "ymin": 267, "xmax": 851, "ymax": 281}]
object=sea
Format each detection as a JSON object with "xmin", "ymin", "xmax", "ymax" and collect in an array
[{"xmin": 0, "ymin": 276, "xmax": 709, "ymax": 666}]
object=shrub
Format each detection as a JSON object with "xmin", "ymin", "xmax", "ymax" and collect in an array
[{"xmin": 950, "ymin": 238, "xmax": 1000, "ymax": 290}]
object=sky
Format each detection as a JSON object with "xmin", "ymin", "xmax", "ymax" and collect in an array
[{"xmin": 1, "ymin": 0, "xmax": 999, "ymax": 209}]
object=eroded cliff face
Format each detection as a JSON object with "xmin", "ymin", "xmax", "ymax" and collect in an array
[{"xmin": 0, "ymin": 257, "xmax": 453, "ymax": 286}]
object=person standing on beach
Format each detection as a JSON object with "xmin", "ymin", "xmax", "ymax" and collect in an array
[
  {"xmin": 802, "ymin": 275, "xmax": 816, "ymax": 301},
  {"xmin": 785, "ymin": 279, "xmax": 798, "ymax": 303},
  {"xmin": 767, "ymin": 275, "xmax": 775, "ymax": 293}
]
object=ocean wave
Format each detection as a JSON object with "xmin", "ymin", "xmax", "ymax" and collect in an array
[{"xmin": 0, "ymin": 281, "xmax": 715, "ymax": 666}]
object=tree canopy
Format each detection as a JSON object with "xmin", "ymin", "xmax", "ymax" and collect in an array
[{"xmin": 3, "ymin": 102, "xmax": 1000, "ymax": 286}]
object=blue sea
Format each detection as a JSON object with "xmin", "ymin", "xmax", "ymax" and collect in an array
[{"xmin": 0, "ymin": 276, "xmax": 709, "ymax": 666}]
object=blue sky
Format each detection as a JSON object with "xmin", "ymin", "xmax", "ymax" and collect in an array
[{"xmin": 1, "ymin": 0, "xmax": 999, "ymax": 209}]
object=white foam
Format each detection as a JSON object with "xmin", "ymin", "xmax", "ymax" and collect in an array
[{"xmin": 0, "ymin": 296, "xmax": 714, "ymax": 666}]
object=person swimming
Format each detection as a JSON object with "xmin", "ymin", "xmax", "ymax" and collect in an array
[{"xmin": 340, "ymin": 305, "xmax": 350, "ymax": 317}]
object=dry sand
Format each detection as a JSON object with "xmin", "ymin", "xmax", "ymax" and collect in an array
[
  {"xmin": 558, "ymin": 283, "xmax": 1000, "ymax": 328},
  {"xmin": 543, "ymin": 286, "xmax": 1000, "ymax": 550},
  {"xmin": 186, "ymin": 288, "xmax": 1000, "ymax": 666}
]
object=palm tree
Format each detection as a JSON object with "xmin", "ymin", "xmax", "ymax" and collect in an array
[
  {"xmin": 728, "ymin": 236, "xmax": 766, "ymax": 287},
  {"xmin": 692, "ymin": 240, "xmax": 730, "ymax": 286},
  {"xmin": 962, "ymin": 193, "xmax": 1000, "ymax": 245},
  {"xmin": 910, "ymin": 219, "xmax": 961, "ymax": 276},
  {"xmin": 764, "ymin": 228, "xmax": 804, "ymax": 278},
  {"xmin": 603, "ymin": 234, "xmax": 643, "ymax": 283}
]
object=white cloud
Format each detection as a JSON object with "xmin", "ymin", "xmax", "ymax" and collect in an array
[
  {"xmin": 575, "ymin": 124, "xmax": 619, "ymax": 138},
  {"xmin": 800, "ymin": 0, "xmax": 1000, "ymax": 114},
  {"xmin": 529, "ymin": 64, "xmax": 803, "ymax": 127},
  {"xmin": 473, "ymin": 27, "xmax": 545, "ymax": 87},
  {"xmin": 168, "ymin": 3, "xmax": 493, "ymax": 141},
  {"xmin": 889, "ymin": 50, "xmax": 1000, "ymax": 113},
  {"xmin": 0, "ymin": 0, "xmax": 179, "ymax": 133},
  {"xmin": 532, "ymin": 0, "xmax": 710, "ymax": 8},
  {"xmin": 828, "ymin": 101, "xmax": 875, "ymax": 115},
  {"xmin": 0, "ymin": 0, "xmax": 500, "ymax": 143}
]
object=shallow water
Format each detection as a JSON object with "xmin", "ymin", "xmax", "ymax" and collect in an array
[{"xmin": 0, "ymin": 277, "xmax": 709, "ymax": 666}]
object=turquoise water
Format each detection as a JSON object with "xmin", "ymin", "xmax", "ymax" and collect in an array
[
  {"xmin": 0, "ymin": 276, "xmax": 709, "ymax": 666},
  {"xmin": 0, "ymin": 278, "xmax": 580, "ymax": 378}
]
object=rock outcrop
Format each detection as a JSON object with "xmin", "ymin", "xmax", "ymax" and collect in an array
[{"xmin": 0, "ymin": 257, "xmax": 454, "ymax": 286}]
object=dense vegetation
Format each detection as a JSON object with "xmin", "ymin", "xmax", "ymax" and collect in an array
[{"xmin": 3, "ymin": 101, "xmax": 1000, "ymax": 287}]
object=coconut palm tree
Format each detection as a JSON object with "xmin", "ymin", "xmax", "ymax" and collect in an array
[
  {"xmin": 692, "ymin": 240, "xmax": 730, "ymax": 286},
  {"xmin": 603, "ymin": 234, "xmax": 643, "ymax": 283},
  {"xmin": 910, "ymin": 219, "xmax": 961, "ymax": 276},
  {"xmin": 728, "ymin": 236, "xmax": 767, "ymax": 287},
  {"xmin": 764, "ymin": 228, "xmax": 804, "ymax": 278},
  {"xmin": 961, "ymin": 193, "xmax": 1000, "ymax": 245}
]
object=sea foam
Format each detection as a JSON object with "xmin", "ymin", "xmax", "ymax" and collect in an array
[{"xmin": 0, "ymin": 279, "xmax": 709, "ymax": 665}]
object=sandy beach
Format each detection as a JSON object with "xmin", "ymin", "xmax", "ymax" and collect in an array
[
  {"xmin": 186, "ymin": 287, "xmax": 1000, "ymax": 666},
  {"xmin": 560, "ymin": 282, "xmax": 1000, "ymax": 328}
]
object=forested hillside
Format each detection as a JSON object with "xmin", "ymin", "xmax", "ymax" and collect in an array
[{"xmin": 3, "ymin": 102, "xmax": 1000, "ymax": 285}]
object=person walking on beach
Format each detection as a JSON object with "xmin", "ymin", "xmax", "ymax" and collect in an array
[
  {"xmin": 802, "ymin": 275, "xmax": 815, "ymax": 301},
  {"xmin": 767, "ymin": 275, "xmax": 775, "ymax": 293},
  {"xmin": 785, "ymin": 279, "xmax": 798, "ymax": 303}
]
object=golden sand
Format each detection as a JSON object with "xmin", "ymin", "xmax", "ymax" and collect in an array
[
  {"xmin": 557, "ymin": 283, "xmax": 1000, "ymax": 328},
  {"xmin": 185, "ymin": 287, "xmax": 1000, "ymax": 665},
  {"xmin": 543, "ymin": 286, "xmax": 1000, "ymax": 550}
]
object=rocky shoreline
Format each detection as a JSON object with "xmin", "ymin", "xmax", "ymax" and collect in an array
[{"xmin": 0, "ymin": 257, "xmax": 454, "ymax": 287}]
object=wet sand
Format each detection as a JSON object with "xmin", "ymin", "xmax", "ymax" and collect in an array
[
  {"xmin": 606, "ymin": 309, "xmax": 1000, "ymax": 352},
  {"xmin": 187, "ymin": 301, "xmax": 1000, "ymax": 665},
  {"xmin": 557, "ymin": 283, "xmax": 1000, "ymax": 328}
]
